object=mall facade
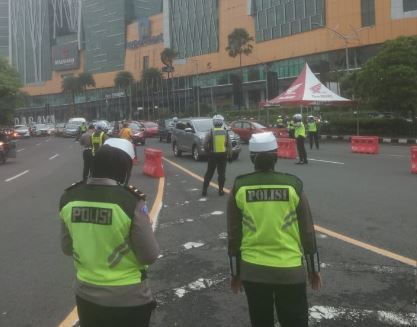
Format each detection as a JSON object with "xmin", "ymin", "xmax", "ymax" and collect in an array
[{"xmin": 3, "ymin": 0, "xmax": 417, "ymax": 123}]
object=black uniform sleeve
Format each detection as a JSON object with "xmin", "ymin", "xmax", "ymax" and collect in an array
[
  {"xmin": 227, "ymin": 186, "xmax": 242, "ymax": 276},
  {"xmin": 60, "ymin": 221, "xmax": 73, "ymax": 256}
]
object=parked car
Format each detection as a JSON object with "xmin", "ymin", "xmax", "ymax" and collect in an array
[
  {"xmin": 141, "ymin": 121, "xmax": 159, "ymax": 138},
  {"xmin": 33, "ymin": 124, "xmax": 49, "ymax": 136},
  {"xmin": 158, "ymin": 119, "xmax": 174, "ymax": 143},
  {"xmin": 55, "ymin": 123, "xmax": 66, "ymax": 136},
  {"xmin": 171, "ymin": 117, "xmax": 241, "ymax": 161},
  {"xmin": 128, "ymin": 121, "xmax": 146, "ymax": 145},
  {"xmin": 230, "ymin": 120, "xmax": 287, "ymax": 142},
  {"xmin": 64, "ymin": 123, "xmax": 79, "ymax": 138},
  {"xmin": 14, "ymin": 125, "xmax": 30, "ymax": 138}
]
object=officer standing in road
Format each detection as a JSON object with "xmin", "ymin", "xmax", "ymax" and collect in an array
[
  {"xmin": 202, "ymin": 114, "xmax": 232, "ymax": 197},
  {"xmin": 78, "ymin": 122, "xmax": 87, "ymax": 140},
  {"xmin": 307, "ymin": 115, "xmax": 319, "ymax": 150},
  {"xmin": 91, "ymin": 122, "xmax": 108, "ymax": 156},
  {"xmin": 60, "ymin": 138, "xmax": 159, "ymax": 327},
  {"xmin": 276, "ymin": 115, "xmax": 284, "ymax": 128},
  {"xmin": 287, "ymin": 118, "xmax": 295, "ymax": 138},
  {"xmin": 227, "ymin": 132, "xmax": 321, "ymax": 327},
  {"xmin": 79, "ymin": 124, "xmax": 95, "ymax": 181},
  {"xmin": 294, "ymin": 114, "xmax": 308, "ymax": 164}
]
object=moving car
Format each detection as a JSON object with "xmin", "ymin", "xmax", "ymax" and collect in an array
[
  {"xmin": 141, "ymin": 121, "xmax": 159, "ymax": 138},
  {"xmin": 230, "ymin": 120, "xmax": 288, "ymax": 142},
  {"xmin": 158, "ymin": 119, "xmax": 174, "ymax": 143},
  {"xmin": 14, "ymin": 125, "xmax": 30, "ymax": 138},
  {"xmin": 171, "ymin": 117, "xmax": 241, "ymax": 161},
  {"xmin": 33, "ymin": 124, "xmax": 49, "ymax": 136},
  {"xmin": 64, "ymin": 123, "xmax": 79, "ymax": 138}
]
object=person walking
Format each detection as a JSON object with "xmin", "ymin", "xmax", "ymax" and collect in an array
[
  {"xmin": 91, "ymin": 122, "xmax": 108, "ymax": 156},
  {"xmin": 307, "ymin": 116, "xmax": 319, "ymax": 150},
  {"xmin": 119, "ymin": 121, "xmax": 139, "ymax": 165},
  {"xmin": 294, "ymin": 114, "xmax": 308, "ymax": 164},
  {"xmin": 202, "ymin": 115, "xmax": 232, "ymax": 197},
  {"xmin": 227, "ymin": 132, "xmax": 321, "ymax": 327},
  {"xmin": 59, "ymin": 138, "xmax": 159, "ymax": 327},
  {"xmin": 79, "ymin": 124, "xmax": 95, "ymax": 181}
]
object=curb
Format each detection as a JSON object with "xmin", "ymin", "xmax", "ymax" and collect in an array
[{"xmin": 321, "ymin": 135, "xmax": 417, "ymax": 145}]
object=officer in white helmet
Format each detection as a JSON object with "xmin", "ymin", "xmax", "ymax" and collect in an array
[
  {"xmin": 202, "ymin": 114, "xmax": 232, "ymax": 196},
  {"xmin": 227, "ymin": 132, "xmax": 321, "ymax": 327},
  {"xmin": 91, "ymin": 121, "xmax": 108, "ymax": 156},
  {"xmin": 293, "ymin": 113, "xmax": 308, "ymax": 164}
]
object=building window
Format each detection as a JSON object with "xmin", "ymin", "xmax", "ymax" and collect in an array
[
  {"xmin": 361, "ymin": 0, "xmax": 375, "ymax": 27},
  {"xmin": 143, "ymin": 56, "xmax": 149, "ymax": 70},
  {"xmin": 404, "ymin": 0, "xmax": 417, "ymax": 12}
]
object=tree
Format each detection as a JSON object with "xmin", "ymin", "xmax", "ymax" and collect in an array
[
  {"xmin": 78, "ymin": 72, "xmax": 96, "ymax": 99},
  {"xmin": 160, "ymin": 48, "xmax": 177, "ymax": 68},
  {"xmin": 141, "ymin": 68, "xmax": 163, "ymax": 120},
  {"xmin": 0, "ymin": 58, "xmax": 21, "ymax": 124},
  {"xmin": 114, "ymin": 71, "xmax": 135, "ymax": 119},
  {"xmin": 226, "ymin": 28, "xmax": 254, "ymax": 109},
  {"xmin": 62, "ymin": 75, "xmax": 82, "ymax": 114},
  {"xmin": 357, "ymin": 36, "xmax": 417, "ymax": 123}
]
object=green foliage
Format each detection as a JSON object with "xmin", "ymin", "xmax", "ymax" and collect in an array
[
  {"xmin": 114, "ymin": 71, "xmax": 134, "ymax": 90},
  {"xmin": 141, "ymin": 68, "xmax": 162, "ymax": 87},
  {"xmin": 62, "ymin": 76, "xmax": 82, "ymax": 95},
  {"xmin": 0, "ymin": 58, "xmax": 21, "ymax": 124},
  {"xmin": 78, "ymin": 72, "xmax": 96, "ymax": 91},
  {"xmin": 226, "ymin": 28, "xmax": 254, "ymax": 58},
  {"xmin": 160, "ymin": 48, "xmax": 177, "ymax": 67}
]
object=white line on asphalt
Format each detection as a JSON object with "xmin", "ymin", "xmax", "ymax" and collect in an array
[
  {"xmin": 381, "ymin": 154, "xmax": 406, "ymax": 158},
  {"xmin": 183, "ymin": 242, "xmax": 205, "ymax": 250},
  {"xmin": 151, "ymin": 201, "xmax": 163, "ymax": 232},
  {"xmin": 173, "ymin": 276, "xmax": 227, "ymax": 299},
  {"xmin": 36, "ymin": 143, "xmax": 41, "ymax": 146},
  {"xmin": 5, "ymin": 170, "xmax": 29, "ymax": 182},
  {"xmin": 309, "ymin": 158, "xmax": 345, "ymax": 165},
  {"xmin": 45, "ymin": 138, "xmax": 50, "ymax": 142},
  {"xmin": 17, "ymin": 148, "xmax": 25, "ymax": 153},
  {"xmin": 49, "ymin": 154, "xmax": 59, "ymax": 160}
]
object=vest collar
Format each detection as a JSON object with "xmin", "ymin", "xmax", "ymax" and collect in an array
[{"xmin": 87, "ymin": 178, "xmax": 118, "ymax": 186}]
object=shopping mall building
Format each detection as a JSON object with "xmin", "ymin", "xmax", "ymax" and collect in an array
[{"xmin": 3, "ymin": 0, "xmax": 417, "ymax": 123}]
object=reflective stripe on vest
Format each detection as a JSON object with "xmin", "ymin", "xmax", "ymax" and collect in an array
[
  {"xmin": 235, "ymin": 184, "xmax": 302, "ymax": 268},
  {"xmin": 213, "ymin": 128, "xmax": 226, "ymax": 153},
  {"xmin": 91, "ymin": 132, "xmax": 104, "ymax": 155},
  {"xmin": 60, "ymin": 200, "xmax": 146, "ymax": 286},
  {"xmin": 295, "ymin": 122, "xmax": 306, "ymax": 138},
  {"xmin": 308, "ymin": 122, "xmax": 317, "ymax": 132}
]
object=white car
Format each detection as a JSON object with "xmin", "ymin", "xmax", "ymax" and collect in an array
[{"xmin": 14, "ymin": 125, "xmax": 30, "ymax": 138}]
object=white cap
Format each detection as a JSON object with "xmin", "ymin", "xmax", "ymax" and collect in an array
[
  {"xmin": 104, "ymin": 138, "xmax": 135, "ymax": 159},
  {"xmin": 293, "ymin": 114, "xmax": 302, "ymax": 120},
  {"xmin": 249, "ymin": 132, "xmax": 277, "ymax": 152}
]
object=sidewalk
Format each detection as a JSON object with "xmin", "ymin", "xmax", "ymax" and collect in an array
[{"xmin": 320, "ymin": 134, "xmax": 417, "ymax": 145}]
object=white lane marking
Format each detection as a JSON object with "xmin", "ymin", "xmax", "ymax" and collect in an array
[
  {"xmin": 309, "ymin": 158, "xmax": 345, "ymax": 165},
  {"xmin": 45, "ymin": 138, "xmax": 50, "ymax": 142},
  {"xmin": 309, "ymin": 306, "xmax": 415, "ymax": 325},
  {"xmin": 183, "ymin": 241, "xmax": 204, "ymax": 250},
  {"xmin": 211, "ymin": 211, "xmax": 224, "ymax": 216},
  {"xmin": 49, "ymin": 154, "xmax": 59, "ymax": 160},
  {"xmin": 198, "ymin": 197, "xmax": 207, "ymax": 202},
  {"xmin": 5, "ymin": 170, "xmax": 29, "ymax": 182},
  {"xmin": 219, "ymin": 232, "xmax": 227, "ymax": 239},
  {"xmin": 17, "ymin": 148, "xmax": 25, "ymax": 153},
  {"xmin": 36, "ymin": 143, "xmax": 41, "ymax": 146},
  {"xmin": 173, "ymin": 276, "xmax": 227, "ymax": 299},
  {"xmin": 151, "ymin": 201, "xmax": 163, "ymax": 231},
  {"xmin": 381, "ymin": 154, "xmax": 406, "ymax": 158}
]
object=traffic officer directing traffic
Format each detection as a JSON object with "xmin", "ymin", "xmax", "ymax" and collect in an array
[
  {"xmin": 307, "ymin": 115, "xmax": 319, "ymax": 150},
  {"xmin": 91, "ymin": 122, "xmax": 108, "ymax": 156},
  {"xmin": 60, "ymin": 138, "xmax": 159, "ymax": 327},
  {"xmin": 227, "ymin": 132, "xmax": 321, "ymax": 327},
  {"xmin": 79, "ymin": 124, "xmax": 95, "ymax": 181},
  {"xmin": 202, "ymin": 114, "xmax": 232, "ymax": 197},
  {"xmin": 294, "ymin": 113, "xmax": 308, "ymax": 164},
  {"xmin": 287, "ymin": 118, "xmax": 295, "ymax": 138}
]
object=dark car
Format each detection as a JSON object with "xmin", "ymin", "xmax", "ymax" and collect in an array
[{"xmin": 158, "ymin": 119, "xmax": 174, "ymax": 143}]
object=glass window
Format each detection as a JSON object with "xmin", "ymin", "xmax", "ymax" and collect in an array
[
  {"xmin": 242, "ymin": 122, "xmax": 251, "ymax": 129},
  {"xmin": 404, "ymin": 0, "xmax": 417, "ymax": 11},
  {"xmin": 143, "ymin": 56, "xmax": 149, "ymax": 70},
  {"xmin": 361, "ymin": 0, "xmax": 375, "ymax": 27}
]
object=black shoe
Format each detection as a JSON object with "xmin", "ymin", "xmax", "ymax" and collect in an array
[
  {"xmin": 202, "ymin": 189, "xmax": 207, "ymax": 197},
  {"xmin": 219, "ymin": 190, "xmax": 225, "ymax": 196}
]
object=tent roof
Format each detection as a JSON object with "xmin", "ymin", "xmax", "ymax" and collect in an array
[{"xmin": 266, "ymin": 64, "xmax": 353, "ymax": 106}]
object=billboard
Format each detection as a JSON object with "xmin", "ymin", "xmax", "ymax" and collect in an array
[{"xmin": 51, "ymin": 42, "xmax": 80, "ymax": 71}]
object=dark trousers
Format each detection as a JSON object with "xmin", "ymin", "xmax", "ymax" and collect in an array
[
  {"xmin": 82, "ymin": 149, "xmax": 93, "ymax": 181},
  {"xmin": 203, "ymin": 154, "xmax": 227, "ymax": 192},
  {"xmin": 288, "ymin": 130, "xmax": 295, "ymax": 139},
  {"xmin": 296, "ymin": 137, "xmax": 308, "ymax": 163},
  {"xmin": 242, "ymin": 281, "xmax": 309, "ymax": 327},
  {"xmin": 76, "ymin": 295, "xmax": 156, "ymax": 327},
  {"xmin": 309, "ymin": 132, "xmax": 319, "ymax": 150}
]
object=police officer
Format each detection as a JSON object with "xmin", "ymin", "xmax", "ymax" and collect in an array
[
  {"xmin": 78, "ymin": 122, "xmax": 87, "ymax": 140},
  {"xmin": 287, "ymin": 118, "xmax": 295, "ymax": 138},
  {"xmin": 60, "ymin": 138, "xmax": 159, "ymax": 327},
  {"xmin": 227, "ymin": 132, "xmax": 321, "ymax": 327},
  {"xmin": 307, "ymin": 115, "xmax": 319, "ymax": 150},
  {"xmin": 202, "ymin": 114, "xmax": 232, "ymax": 197},
  {"xmin": 91, "ymin": 122, "xmax": 108, "ymax": 156},
  {"xmin": 294, "ymin": 114, "xmax": 308, "ymax": 164},
  {"xmin": 276, "ymin": 115, "xmax": 284, "ymax": 128},
  {"xmin": 79, "ymin": 124, "xmax": 95, "ymax": 181}
]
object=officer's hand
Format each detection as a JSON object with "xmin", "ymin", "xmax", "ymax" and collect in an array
[
  {"xmin": 308, "ymin": 272, "xmax": 322, "ymax": 291},
  {"xmin": 230, "ymin": 276, "xmax": 242, "ymax": 294}
]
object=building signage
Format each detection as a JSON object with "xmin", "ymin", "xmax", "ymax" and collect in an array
[
  {"xmin": 51, "ymin": 42, "xmax": 80, "ymax": 71},
  {"xmin": 126, "ymin": 33, "xmax": 164, "ymax": 49},
  {"xmin": 105, "ymin": 91, "xmax": 126, "ymax": 99}
]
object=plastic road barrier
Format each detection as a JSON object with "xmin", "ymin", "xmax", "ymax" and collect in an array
[
  {"xmin": 351, "ymin": 136, "xmax": 379, "ymax": 154},
  {"xmin": 411, "ymin": 146, "xmax": 417, "ymax": 174},
  {"xmin": 143, "ymin": 148, "xmax": 164, "ymax": 178},
  {"xmin": 277, "ymin": 138, "xmax": 297, "ymax": 159}
]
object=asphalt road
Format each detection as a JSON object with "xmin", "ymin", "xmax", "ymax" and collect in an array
[{"xmin": 0, "ymin": 136, "xmax": 415, "ymax": 326}]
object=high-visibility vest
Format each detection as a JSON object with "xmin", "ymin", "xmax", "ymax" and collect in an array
[
  {"xmin": 212, "ymin": 128, "xmax": 226, "ymax": 153},
  {"xmin": 308, "ymin": 122, "xmax": 317, "ymax": 133},
  {"xmin": 60, "ymin": 183, "xmax": 147, "ymax": 286},
  {"xmin": 287, "ymin": 121, "xmax": 295, "ymax": 131},
  {"xmin": 91, "ymin": 131, "xmax": 105, "ymax": 155},
  {"xmin": 295, "ymin": 122, "xmax": 306, "ymax": 138},
  {"xmin": 234, "ymin": 171, "xmax": 303, "ymax": 268}
]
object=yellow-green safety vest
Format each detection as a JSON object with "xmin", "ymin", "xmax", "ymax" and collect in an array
[
  {"xmin": 91, "ymin": 131, "xmax": 105, "ymax": 155},
  {"xmin": 308, "ymin": 122, "xmax": 317, "ymax": 132},
  {"xmin": 295, "ymin": 122, "xmax": 306, "ymax": 138},
  {"xmin": 212, "ymin": 128, "xmax": 226, "ymax": 153}
]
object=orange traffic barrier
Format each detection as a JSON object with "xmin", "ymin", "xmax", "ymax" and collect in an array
[
  {"xmin": 143, "ymin": 148, "xmax": 164, "ymax": 178},
  {"xmin": 351, "ymin": 136, "xmax": 379, "ymax": 154},
  {"xmin": 411, "ymin": 146, "xmax": 417, "ymax": 174},
  {"xmin": 277, "ymin": 138, "xmax": 297, "ymax": 159}
]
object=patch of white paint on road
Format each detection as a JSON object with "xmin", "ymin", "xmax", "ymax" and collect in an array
[
  {"xmin": 309, "ymin": 158, "xmax": 345, "ymax": 165},
  {"xmin": 49, "ymin": 154, "xmax": 59, "ymax": 160},
  {"xmin": 183, "ymin": 242, "xmax": 204, "ymax": 250},
  {"xmin": 174, "ymin": 288, "xmax": 188, "ymax": 298},
  {"xmin": 211, "ymin": 211, "xmax": 224, "ymax": 216},
  {"xmin": 317, "ymin": 233, "xmax": 328, "ymax": 239},
  {"xmin": 173, "ymin": 276, "xmax": 228, "ymax": 299},
  {"xmin": 152, "ymin": 201, "xmax": 163, "ymax": 232},
  {"xmin": 17, "ymin": 148, "xmax": 25, "ymax": 153},
  {"xmin": 198, "ymin": 197, "xmax": 207, "ymax": 202},
  {"xmin": 5, "ymin": 170, "xmax": 29, "ymax": 182},
  {"xmin": 189, "ymin": 188, "xmax": 199, "ymax": 192},
  {"xmin": 36, "ymin": 143, "xmax": 42, "ymax": 146},
  {"xmin": 219, "ymin": 232, "xmax": 227, "ymax": 239}
]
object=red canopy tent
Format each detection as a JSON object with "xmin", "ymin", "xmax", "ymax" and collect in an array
[{"xmin": 265, "ymin": 63, "xmax": 353, "ymax": 107}]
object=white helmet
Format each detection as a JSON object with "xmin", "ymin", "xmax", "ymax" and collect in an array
[
  {"xmin": 293, "ymin": 114, "xmax": 302, "ymax": 122},
  {"xmin": 212, "ymin": 114, "xmax": 224, "ymax": 127},
  {"xmin": 104, "ymin": 138, "xmax": 135, "ymax": 160},
  {"xmin": 249, "ymin": 132, "xmax": 277, "ymax": 153},
  {"xmin": 95, "ymin": 121, "xmax": 107, "ymax": 131},
  {"xmin": 172, "ymin": 116, "xmax": 178, "ymax": 123}
]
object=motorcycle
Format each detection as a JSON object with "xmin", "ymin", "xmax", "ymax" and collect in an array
[{"xmin": 0, "ymin": 133, "xmax": 16, "ymax": 164}]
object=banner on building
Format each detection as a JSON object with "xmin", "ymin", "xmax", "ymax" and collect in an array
[{"xmin": 52, "ymin": 42, "xmax": 80, "ymax": 71}]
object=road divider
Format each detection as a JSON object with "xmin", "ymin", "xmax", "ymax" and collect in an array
[{"xmin": 5, "ymin": 170, "xmax": 29, "ymax": 182}]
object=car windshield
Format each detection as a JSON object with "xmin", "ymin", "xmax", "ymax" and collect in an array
[
  {"xmin": 252, "ymin": 122, "xmax": 266, "ymax": 129},
  {"xmin": 128, "ymin": 123, "xmax": 141, "ymax": 132},
  {"xmin": 193, "ymin": 119, "xmax": 213, "ymax": 132},
  {"xmin": 16, "ymin": 126, "xmax": 27, "ymax": 131},
  {"xmin": 66, "ymin": 124, "xmax": 78, "ymax": 129}
]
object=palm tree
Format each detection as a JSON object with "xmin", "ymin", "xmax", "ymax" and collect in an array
[
  {"xmin": 160, "ymin": 48, "xmax": 177, "ymax": 114},
  {"xmin": 226, "ymin": 28, "xmax": 254, "ymax": 109},
  {"xmin": 142, "ymin": 68, "xmax": 163, "ymax": 120},
  {"xmin": 78, "ymin": 72, "xmax": 96, "ymax": 101},
  {"xmin": 114, "ymin": 71, "xmax": 135, "ymax": 119},
  {"xmin": 62, "ymin": 75, "xmax": 82, "ymax": 115}
]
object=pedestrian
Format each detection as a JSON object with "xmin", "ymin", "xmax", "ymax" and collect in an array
[
  {"xmin": 227, "ymin": 132, "xmax": 321, "ymax": 327},
  {"xmin": 79, "ymin": 124, "xmax": 95, "ymax": 181},
  {"xmin": 59, "ymin": 138, "xmax": 159, "ymax": 327},
  {"xmin": 119, "ymin": 121, "xmax": 138, "ymax": 164},
  {"xmin": 294, "ymin": 114, "xmax": 308, "ymax": 164},
  {"xmin": 307, "ymin": 116, "xmax": 319, "ymax": 150},
  {"xmin": 91, "ymin": 121, "xmax": 108, "ymax": 156},
  {"xmin": 202, "ymin": 115, "xmax": 232, "ymax": 197}
]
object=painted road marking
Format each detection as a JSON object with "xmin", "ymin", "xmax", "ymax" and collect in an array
[
  {"xmin": 309, "ymin": 158, "xmax": 345, "ymax": 165},
  {"xmin": 17, "ymin": 148, "xmax": 25, "ymax": 153},
  {"xmin": 5, "ymin": 170, "xmax": 29, "ymax": 182},
  {"xmin": 183, "ymin": 241, "xmax": 205, "ymax": 250},
  {"xmin": 381, "ymin": 154, "xmax": 406, "ymax": 158},
  {"xmin": 58, "ymin": 177, "xmax": 166, "ymax": 327},
  {"xmin": 49, "ymin": 154, "xmax": 59, "ymax": 160},
  {"xmin": 163, "ymin": 157, "xmax": 416, "ymax": 268},
  {"xmin": 36, "ymin": 143, "xmax": 41, "ymax": 146}
]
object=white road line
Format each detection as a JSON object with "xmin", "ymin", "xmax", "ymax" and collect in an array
[
  {"xmin": 381, "ymin": 154, "xmax": 406, "ymax": 158},
  {"xmin": 17, "ymin": 148, "xmax": 25, "ymax": 153},
  {"xmin": 151, "ymin": 201, "xmax": 163, "ymax": 231},
  {"xmin": 49, "ymin": 154, "xmax": 59, "ymax": 160},
  {"xmin": 45, "ymin": 138, "xmax": 50, "ymax": 142},
  {"xmin": 36, "ymin": 143, "xmax": 41, "ymax": 146},
  {"xmin": 5, "ymin": 170, "xmax": 29, "ymax": 182},
  {"xmin": 309, "ymin": 158, "xmax": 345, "ymax": 165}
]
